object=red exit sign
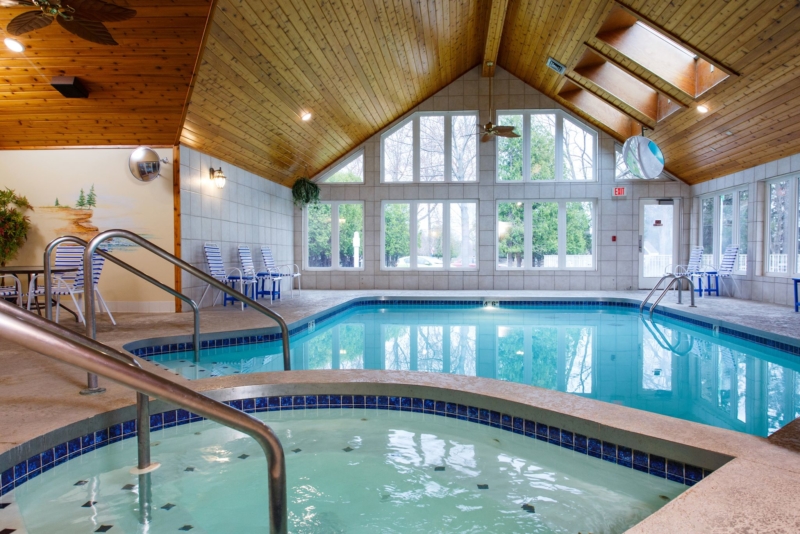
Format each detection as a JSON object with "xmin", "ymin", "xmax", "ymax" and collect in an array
[{"xmin": 613, "ymin": 187, "xmax": 627, "ymax": 197}]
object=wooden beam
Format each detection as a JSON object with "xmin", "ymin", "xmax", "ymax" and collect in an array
[
  {"xmin": 172, "ymin": 144, "xmax": 182, "ymax": 313},
  {"xmin": 482, "ymin": 0, "xmax": 510, "ymax": 77}
]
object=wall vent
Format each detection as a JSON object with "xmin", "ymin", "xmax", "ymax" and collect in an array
[{"xmin": 546, "ymin": 57, "xmax": 566, "ymax": 75}]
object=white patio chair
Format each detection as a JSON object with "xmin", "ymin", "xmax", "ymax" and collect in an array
[
  {"xmin": 0, "ymin": 274, "xmax": 23, "ymax": 307},
  {"xmin": 691, "ymin": 244, "xmax": 739, "ymax": 297},
  {"xmin": 200, "ymin": 242, "xmax": 257, "ymax": 309},
  {"xmin": 260, "ymin": 245, "xmax": 301, "ymax": 299},
  {"xmin": 237, "ymin": 244, "xmax": 272, "ymax": 302}
]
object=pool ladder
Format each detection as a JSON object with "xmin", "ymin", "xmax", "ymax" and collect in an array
[
  {"xmin": 639, "ymin": 274, "xmax": 696, "ymax": 318},
  {"xmin": 640, "ymin": 317, "xmax": 695, "ymax": 356},
  {"xmin": 0, "ymin": 298, "xmax": 288, "ymax": 534}
]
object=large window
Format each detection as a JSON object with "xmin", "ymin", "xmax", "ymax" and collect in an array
[
  {"xmin": 766, "ymin": 177, "xmax": 800, "ymax": 275},
  {"xmin": 496, "ymin": 110, "xmax": 596, "ymax": 182},
  {"xmin": 381, "ymin": 112, "xmax": 478, "ymax": 183},
  {"xmin": 304, "ymin": 201, "xmax": 364, "ymax": 270},
  {"xmin": 699, "ymin": 188, "xmax": 748, "ymax": 274},
  {"xmin": 319, "ymin": 149, "xmax": 364, "ymax": 183},
  {"xmin": 381, "ymin": 200, "xmax": 477, "ymax": 270},
  {"xmin": 497, "ymin": 200, "xmax": 595, "ymax": 270}
]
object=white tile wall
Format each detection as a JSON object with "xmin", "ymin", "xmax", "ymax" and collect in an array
[
  {"xmin": 691, "ymin": 156, "xmax": 798, "ymax": 306},
  {"xmin": 294, "ymin": 66, "xmax": 693, "ymax": 291},
  {"xmin": 179, "ymin": 145, "xmax": 294, "ymax": 309}
]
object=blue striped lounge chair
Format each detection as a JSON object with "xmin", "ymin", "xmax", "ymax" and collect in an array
[
  {"xmin": 28, "ymin": 244, "xmax": 115, "ymax": 325},
  {"xmin": 0, "ymin": 274, "xmax": 22, "ymax": 307},
  {"xmin": 672, "ymin": 246, "xmax": 708, "ymax": 295},
  {"xmin": 201, "ymin": 242, "xmax": 257, "ymax": 309},
  {"xmin": 692, "ymin": 244, "xmax": 739, "ymax": 297},
  {"xmin": 237, "ymin": 244, "xmax": 274, "ymax": 302},
  {"xmin": 259, "ymin": 245, "xmax": 301, "ymax": 299}
]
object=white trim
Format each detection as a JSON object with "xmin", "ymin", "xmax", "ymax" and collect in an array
[
  {"xmin": 699, "ymin": 185, "xmax": 750, "ymax": 275},
  {"xmin": 303, "ymin": 200, "xmax": 365, "ymax": 271},
  {"xmin": 495, "ymin": 198, "xmax": 597, "ymax": 271},
  {"xmin": 380, "ymin": 111, "xmax": 480, "ymax": 184},
  {"xmin": 495, "ymin": 109, "xmax": 598, "ymax": 183},
  {"xmin": 380, "ymin": 199, "xmax": 479, "ymax": 271},
  {"xmin": 317, "ymin": 148, "xmax": 365, "ymax": 184}
]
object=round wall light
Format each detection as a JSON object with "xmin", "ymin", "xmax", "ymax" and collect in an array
[{"xmin": 4, "ymin": 38, "xmax": 23, "ymax": 53}]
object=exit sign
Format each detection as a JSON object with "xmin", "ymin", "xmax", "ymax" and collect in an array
[{"xmin": 613, "ymin": 186, "xmax": 627, "ymax": 198}]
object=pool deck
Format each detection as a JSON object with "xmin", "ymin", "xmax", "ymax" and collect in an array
[{"xmin": 1, "ymin": 290, "xmax": 799, "ymax": 533}]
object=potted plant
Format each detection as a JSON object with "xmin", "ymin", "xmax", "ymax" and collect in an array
[
  {"xmin": 0, "ymin": 188, "xmax": 33, "ymax": 266},
  {"xmin": 292, "ymin": 177, "xmax": 320, "ymax": 208}
]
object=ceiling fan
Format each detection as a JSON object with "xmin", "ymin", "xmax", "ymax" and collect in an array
[
  {"xmin": 477, "ymin": 77, "xmax": 520, "ymax": 142},
  {"xmin": 2, "ymin": 0, "xmax": 136, "ymax": 46}
]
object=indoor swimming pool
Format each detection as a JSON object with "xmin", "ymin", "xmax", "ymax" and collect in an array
[
  {"xmin": 138, "ymin": 303, "xmax": 800, "ymax": 438},
  {"xmin": 9, "ymin": 409, "xmax": 684, "ymax": 533}
]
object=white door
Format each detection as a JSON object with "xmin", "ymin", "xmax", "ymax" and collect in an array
[{"xmin": 639, "ymin": 199, "xmax": 680, "ymax": 289}]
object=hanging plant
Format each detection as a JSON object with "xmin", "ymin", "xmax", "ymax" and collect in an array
[
  {"xmin": 0, "ymin": 188, "xmax": 34, "ymax": 267},
  {"xmin": 292, "ymin": 177, "xmax": 320, "ymax": 208}
]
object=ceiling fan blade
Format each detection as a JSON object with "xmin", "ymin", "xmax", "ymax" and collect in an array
[
  {"xmin": 0, "ymin": 0, "xmax": 35, "ymax": 7},
  {"xmin": 481, "ymin": 133, "xmax": 493, "ymax": 143},
  {"xmin": 496, "ymin": 131, "xmax": 521, "ymax": 138},
  {"xmin": 493, "ymin": 125, "xmax": 516, "ymax": 132},
  {"xmin": 57, "ymin": 16, "xmax": 118, "ymax": 45},
  {"xmin": 7, "ymin": 11, "xmax": 53, "ymax": 36},
  {"xmin": 66, "ymin": 0, "xmax": 137, "ymax": 22}
]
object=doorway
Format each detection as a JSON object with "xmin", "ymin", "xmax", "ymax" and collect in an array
[{"xmin": 639, "ymin": 199, "xmax": 680, "ymax": 289}]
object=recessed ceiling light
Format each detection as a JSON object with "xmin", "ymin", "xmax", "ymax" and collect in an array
[
  {"xmin": 4, "ymin": 38, "xmax": 23, "ymax": 53},
  {"xmin": 725, "ymin": 131, "xmax": 733, "ymax": 135},
  {"xmin": 301, "ymin": 112, "xmax": 312, "ymax": 121},
  {"xmin": 697, "ymin": 105, "xmax": 709, "ymax": 113}
]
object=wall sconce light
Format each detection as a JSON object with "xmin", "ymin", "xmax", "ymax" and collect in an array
[{"xmin": 210, "ymin": 167, "xmax": 226, "ymax": 189}]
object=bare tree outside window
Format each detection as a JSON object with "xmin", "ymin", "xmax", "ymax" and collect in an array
[
  {"xmin": 383, "ymin": 121, "xmax": 413, "ymax": 182},
  {"xmin": 451, "ymin": 115, "xmax": 477, "ymax": 182},
  {"xmin": 562, "ymin": 118, "xmax": 594, "ymax": 181},
  {"xmin": 324, "ymin": 153, "xmax": 363, "ymax": 183},
  {"xmin": 768, "ymin": 180, "xmax": 789, "ymax": 273},
  {"xmin": 420, "ymin": 115, "xmax": 445, "ymax": 182}
]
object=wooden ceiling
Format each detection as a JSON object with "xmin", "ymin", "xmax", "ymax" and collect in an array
[
  {"xmin": 0, "ymin": 0, "xmax": 212, "ymax": 148},
  {"xmin": 179, "ymin": 0, "xmax": 490, "ymax": 186},
  {"xmin": 3, "ymin": 0, "xmax": 800, "ymax": 185}
]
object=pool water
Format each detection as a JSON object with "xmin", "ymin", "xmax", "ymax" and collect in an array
[
  {"xmin": 10, "ymin": 409, "xmax": 683, "ymax": 533},
  {"xmin": 149, "ymin": 305, "xmax": 800, "ymax": 438}
]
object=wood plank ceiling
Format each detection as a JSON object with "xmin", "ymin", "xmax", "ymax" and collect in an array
[
  {"xmin": 3, "ymin": 0, "xmax": 800, "ymax": 186},
  {"xmin": 179, "ymin": 0, "xmax": 490, "ymax": 186},
  {"xmin": 0, "ymin": 0, "xmax": 213, "ymax": 148}
]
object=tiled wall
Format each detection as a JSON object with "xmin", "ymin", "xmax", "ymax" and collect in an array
[
  {"xmin": 294, "ymin": 66, "xmax": 693, "ymax": 291},
  {"xmin": 179, "ymin": 145, "xmax": 295, "ymax": 309},
  {"xmin": 691, "ymin": 156, "xmax": 799, "ymax": 305}
]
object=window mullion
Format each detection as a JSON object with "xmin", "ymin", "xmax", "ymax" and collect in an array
[
  {"xmin": 555, "ymin": 113, "xmax": 564, "ymax": 182},
  {"xmin": 558, "ymin": 201, "xmax": 567, "ymax": 268},
  {"xmin": 792, "ymin": 178, "xmax": 799, "ymax": 275},
  {"xmin": 443, "ymin": 201, "xmax": 451, "ymax": 269},
  {"xmin": 444, "ymin": 114, "xmax": 452, "ymax": 182},
  {"xmin": 524, "ymin": 201, "xmax": 532, "ymax": 269},
  {"xmin": 413, "ymin": 117, "xmax": 420, "ymax": 183},
  {"xmin": 331, "ymin": 203, "xmax": 340, "ymax": 270},
  {"xmin": 410, "ymin": 201, "xmax": 418, "ymax": 269},
  {"xmin": 523, "ymin": 113, "xmax": 531, "ymax": 182}
]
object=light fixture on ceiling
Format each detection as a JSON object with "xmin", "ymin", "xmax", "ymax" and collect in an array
[
  {"xmin": 301, "ymin": 112, "xmax": 312, "ymax": 121},
  {"xmin": 725, "ymin": 131, "xmax": 733, "ymax": 136},
  {"xmin": 697, "ymin": 105, "xmax": 709, "ymax": 113},
  {"xmin": 4, "ymin": 38, "xmax": 23, "ymax": 53},
  {"xmin": 485, "ymin": 60, "xmax": 494, "ymax": 67},
  {"xmin": 210, "ymin": 167, "xmax": 226, "ymax": 189}
]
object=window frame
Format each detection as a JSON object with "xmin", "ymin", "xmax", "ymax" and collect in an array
[
  {"xmin": 698, "ymin": 186, "xmax": 750, "ymax": 275},
  {"xmin": 495, "ymin": 109, "xmax": 598, "ymax": 183},
  {"xmin": 379, "ymin": 111, "xmax": 479, "ymax": 184},
  {"xmin": 303, "ymin": 200, "xmax": 365, "ymax": 272},
  {"xmin": 317, "ymin": 148, "xmax": 365, "ymax": 184},
  {"xmin": 380, "ymin": 199, "xmax": 479, "ymax": 271},
  {"xmin": 495, "ymin": 198, "xmax": 597, "ymax": 271},
  {"xmin": 764, "ymin": 176, "xmax": 799, "ymax": 278}
]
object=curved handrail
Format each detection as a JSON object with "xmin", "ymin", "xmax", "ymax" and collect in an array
[
  {"xmin": 44, "ymin": 236, "xmax": 201, "ymax": 362},
  {"xmin": 83, "ymin": 230, "xmax": 291, "ymax": 373},
  {"xmin": 649, "ymin": 275, "xmax": 695, "ymax": 318},
  {"xmin": 639, "ymin": 274, "xmax": 677, "ymax": 314},
  {"xmin": 640, "ymin": 316, "xmax": 695, "ymax": 357},
  {"xmin": 0, "ymin": 299, "xmax": 288, "ymax": 534}
]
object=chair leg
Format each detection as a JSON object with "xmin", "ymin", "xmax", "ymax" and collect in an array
[
  {"xmin": 55, "ymin": 295, "xmax": 61, "ymax": 323},
  {"xmin": 70, "ymin": 292, "xmax": 86, "ymax": 325},
  {"xmin": 96, "ymin": 289, "xmax": 116, "ymax": 325}
]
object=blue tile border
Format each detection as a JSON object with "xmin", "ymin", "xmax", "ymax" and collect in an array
[
  {"xmin": 0, "ymin": 392, "xmax": 706, "ymax": 497},
  {"xmin": 124, "ymin": 298, "xmax": 800, "ymax": 359}
]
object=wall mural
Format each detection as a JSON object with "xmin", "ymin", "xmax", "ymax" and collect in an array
[{"xmin": 36, "ymin": 183, "xmax": 154, "ymax": 251}]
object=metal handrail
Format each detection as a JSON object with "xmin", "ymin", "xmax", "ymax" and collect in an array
[
  {"xmin": 649, "ymin": 275, "xmax": 696, "ymax": 318},
  {"xmin": 43, "ymin": 236, "xmax": 201, "ymax": 394},
  {"xmin": 0, "ymin": 299, "xmax": 288, "ymax": 534},
  {"xmin": 639, "ymin": 274, "xmax": 677, "ymax": 314},
  {"xmin": 83, "ymin": 230, "xmax": 292, "ymax": 378}
]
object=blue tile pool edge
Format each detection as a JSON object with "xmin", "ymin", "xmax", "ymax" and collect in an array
[
  {"xmin": 0, "ymin": 392, "xmax": 709, "ymax": 497},
  {"xmin": 122, "ymin": 297, "xmax": 800, "ymax": 359}
]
